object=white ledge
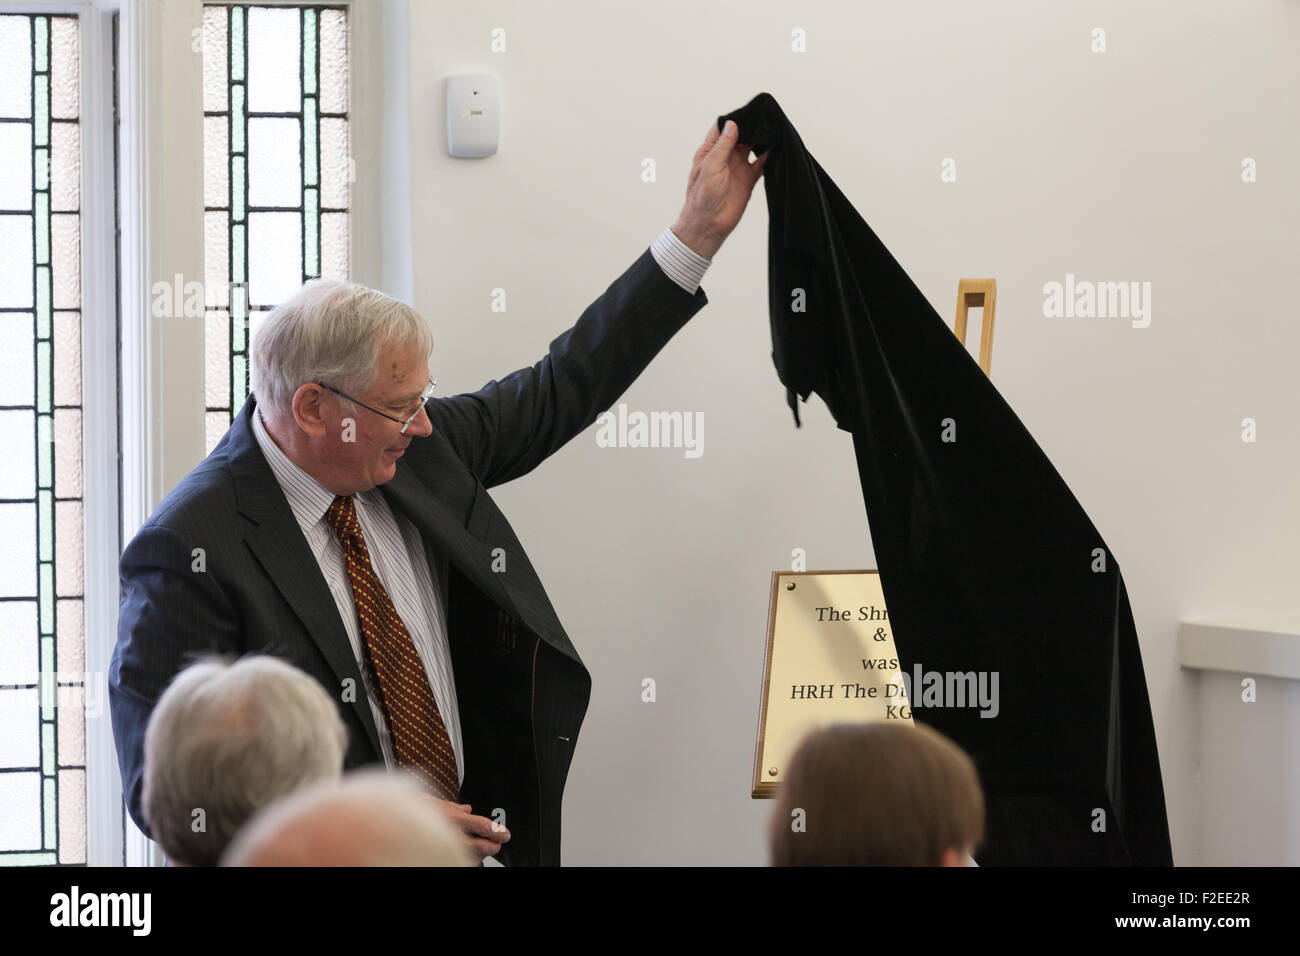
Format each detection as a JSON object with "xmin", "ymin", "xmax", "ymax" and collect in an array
[{"xmin": 1178, "ymin": 614, "xmax": 1300, "ymax": 681}]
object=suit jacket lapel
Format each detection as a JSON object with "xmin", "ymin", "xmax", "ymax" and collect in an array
[
  {"xmin": 379, "ymin": 459, "xmax": 522, "ymax": 623},
  {"xmin": 226, "ymin": 398, "xmax": 384, "ymax": 759}
]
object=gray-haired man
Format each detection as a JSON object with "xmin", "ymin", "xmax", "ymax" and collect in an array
[
  {"xmin": 143, "ymin": 655, "xmax": 347, "ymax": 866},
  {"xmin": 110, "ymin": 118, "xmax": 765, "ymax": 864}
]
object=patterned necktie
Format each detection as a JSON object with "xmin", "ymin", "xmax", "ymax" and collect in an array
[{"xmin": 324, "ymin": 494, "xmax": 460, "ymax": 801}]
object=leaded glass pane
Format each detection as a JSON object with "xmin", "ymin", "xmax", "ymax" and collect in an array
[
  {"xmin": 0, "ymin": 505, "xmax": 37, "ymax": 598},
  {"xmin": 0, "ymin": 601, "xmax": 38, "ymax": 682},
  {"xmin": 204, "ymin": 116, "xmax": 228, "ymax": 208},
  {"xmin": 0, "ymin": 773, "xmax": 40, "ymax": 851},
  {"xmin": 248, "ymin": 211, "xmax": 302, "ymax": 305},
  {"xmin": 0, "ymin": 17, "xmax": 31, "ymax": 118},
  {"xmin": 0, "ymin": 216, "xmax": 34, "ymax": 307},
  {"xmin": 321, "ymin": 211, "xmax": 348, "ymax": 280},
  {"xmin": 0, "ymin": 315, "xmax": 34, "ymax": 403},
  {"xmin": 247, "ymin": 117, "xmax": 302, "ymax": 207},
  {"xmin": 0, "ymin": 123, "xmax": 33, "ymax": 209},
  {"xmin": 0, "ymin": 689, "xmax": 39, "ymax": 769},
  {"xmin": 53, "ymin": 408, "xmax": 82, "ymax": 497},
  {"xmin": 57, "ymin": 768, "xmax": 85, "ymax": 863},
  {"xmin": 49, "ymin": 121, "xmax": 79, "ymax": 211},
  {"xmin": 51, "ymin": 213, "xmax": 78, "ymax": 308},
  {"xmin": 204, "ymin": 211, "xmax": 229, "ymax": 307},
  {"xmin": 205, "ymin": 412, "xmax": 229, "ymax": 452},
  {"xmin": 319, "ymin": 8, "xmax": 347, "ymax": 114},
  {"xmin": 0, "ymin": 314, "xmax": 34, "ymax": 404},
  {"xmin": 202, "ymin": 6, "xmax": 228, "ymax": 112},
  {"xmin": 247, "ymin": 6, "xmax": 300, "ymax": 112},
  {"xmin": 52, "ymin": 311, "xmax": 80, "ymax": 405},
  {"xmin": 55, "ymin": 598, "xmax": 83, "ymax": 675},
  {"xmin": 205, "ymin": 310, "xmax": 230, "ymax": 407},
  {"xmin": 56, "ymin": 687, "xmax": 84, "ymax": 764},
  {"xmin": 54, "ymin": 501, "xmax": 82, "ymax": 596},
  {"xmin": 0, "ymin": 411, "xmax": 36, "ymax": 497},
  {"xmin": 48, "ymin": 18, "xmax": 78, "ymax": 121},
  {"xmin": 319, "ymin": 116, "xmax": 348, "ymax": 209}
]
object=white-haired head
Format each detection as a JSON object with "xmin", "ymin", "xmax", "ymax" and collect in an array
[
  {"xmin": 250, "ymin": 278, "xmax": 433, "ymax": 414},
  {"xmin": 220, "ymin": 768, "xmax": 475, "ymax": 867},
  {"xmin": 142, "ymin": 654, "xmax": 348, "ymax": 867}
]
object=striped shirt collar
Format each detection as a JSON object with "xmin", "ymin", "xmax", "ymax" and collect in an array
[{"xmin": 251, "ymin": 403, "xmax": 343, "ymax": 538}]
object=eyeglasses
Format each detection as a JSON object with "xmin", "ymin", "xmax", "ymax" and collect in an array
[{"xmin": 318, "ymin": 378, "xmax": 438, "ymax": 434}]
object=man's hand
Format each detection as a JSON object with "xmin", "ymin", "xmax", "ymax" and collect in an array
[
  {"xmin": 671, "ymin": 118, "xmax": 767, "ymax": 260},
  {"xmin": 437, "ymin": 800, "xmax": 511, "ymax": 863}
]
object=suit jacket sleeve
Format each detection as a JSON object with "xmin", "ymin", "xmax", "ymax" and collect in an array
[
  {"xmin": 424, "ymin": 247, "xmax": 707, "ymax": 489},
  {"xmin": 110, "ymin": 521, "xmax": 243, "ymax": 837}
]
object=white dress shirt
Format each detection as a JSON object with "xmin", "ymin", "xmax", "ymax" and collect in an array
[
  {"xmin": 247, "ymin": 228, "xmax": 709, "ymax": 785},
  {"xmin": 252, "ymin": 408, "xmax": 465, "ymax": 784},
  {"xmin": 652, "ymin": 226, "xmax": 712, "ymax": 293}
]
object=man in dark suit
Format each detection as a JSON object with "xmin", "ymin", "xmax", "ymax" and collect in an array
[{"xmin": 110, "ymin": 118, "xmax": 766, "ymax": 866}]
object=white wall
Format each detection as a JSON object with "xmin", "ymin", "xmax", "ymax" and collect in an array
[
  {"xmin": 1196, "ymin": 669, "xmax": 1300, "ymax": 865},
  {"xmin": 402, "ymin": 0, "xmax": 1300, "ymax": 865}
]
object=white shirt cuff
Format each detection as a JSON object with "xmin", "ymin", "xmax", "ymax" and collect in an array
[{"xmin": 651, "ymin": 226, "xmax": 711, "ymax": 294}]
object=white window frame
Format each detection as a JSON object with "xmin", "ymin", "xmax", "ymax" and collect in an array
[{"xmin": 0, "ymin": 0, "xmax": 121, "ymax": 867}]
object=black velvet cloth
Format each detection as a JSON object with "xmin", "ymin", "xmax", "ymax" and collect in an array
[{"xmin": 719, "ymin": 93, "xmax": 1172, "ymax": 865}]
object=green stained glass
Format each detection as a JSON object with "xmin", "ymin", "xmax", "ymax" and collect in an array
[
  {"xmin": 232, "ymin": 222, "xmax": 245, "ymax": 285},
  {"xmin": 42, "ymin": 777, "xmax": 54, "ymax": 849},
  {"xmin": 41, "ymin": 723, "xmax": 53, "ymax": 775},
  {"xmin": 233, "ymin": 153, "xmax": 246, "ymax": 220},
  {"xmin": 38, "ymin": 564, "xmax": 53, "ymax": 636},
  {"xmin": 305, "ymin": 188, "xmax": 319, "ymax": 276},
  {"xmin": 35, "ymin": 193, "xmax": 49, "ymax": 264},
  {"xmin": 37, "ymin": 490, "xmax": 52, "ymax": 561},
  {"xmin": 36, "ymin": 345, "xmax": 51, "ymax": 413},
  {"xmin": 33, "ymin": 76, "xmax": 48, "ymax": 147},
  {"xmin": 34, "ymin": 147, "xmax": 48, "ymax": 190},
  {"xmin": 34, "ymin": 17, "xmax": 47, "ymax": 72},
  {"xmin": 36, "ymin": 416, "xmax": 52, "ymax": 488},
  {"xmin": 302, "ymin": 9, "xmax": 317, "ymax": 95},
  {"xmin": 231, "ymin": 83, "xmax": 245, "ymax": 153},
  {"xmin": 41, "ymin": 636, "xmax": 53, "ymax": 681},
  {"xmin": 35, "ymin": 266, "xmax": 50, "ymax": 335},
  {"xmin": 0, "ymin": 853, "xmax": 57, "ymax": 866},
  {"xmin": 303, "ymin": 98, "xmax": 317, "ymax": 187},
  {"xmin": 231, "ymin": 7, "xmax": 244, "ymax": 81},
  {"xmin": 233, "ymin": 354, "xmax": 247, "ymax": 410}
]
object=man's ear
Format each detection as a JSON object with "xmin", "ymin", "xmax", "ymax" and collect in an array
[{"xmin": 291, "ymin": 383, "xmax": 331, "ymax": 438}]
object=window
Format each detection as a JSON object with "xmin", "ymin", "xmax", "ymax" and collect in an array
[
  {"xmin": 202, "ymin": 3, "xmax": 350, "ymax": 451},
  {"xmin": 0, "ymin": 12, "xmax": 87, "ymax": 866}
]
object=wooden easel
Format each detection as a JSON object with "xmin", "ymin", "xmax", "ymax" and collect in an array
[{"xmin": 953, "ymin": 278, "xmax": 996, "ymax": 376}]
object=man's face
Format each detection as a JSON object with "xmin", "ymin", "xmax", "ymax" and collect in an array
[{"xmin": 310, "ymin": 339, "xmax": 433, "ymax": 494}]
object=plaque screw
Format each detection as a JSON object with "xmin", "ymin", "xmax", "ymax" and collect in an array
[
  {"xmin": 786, "ymin": 581, "xmax": 795, "ymax": 590},
  {"xmin": 768, "ymin": 766, "xmax": 778, "ymax": 776}
]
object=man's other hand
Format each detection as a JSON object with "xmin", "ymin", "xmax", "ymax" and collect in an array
[
  {"xmin": 438, "ymin": 800, "xmax": 511, "ymax": 863},
  {"xmin": 671, "ymin": 118, "xmax": 767, "ymax": 260}
]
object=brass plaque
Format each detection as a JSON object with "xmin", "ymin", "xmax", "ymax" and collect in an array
[{"xmin": 752, "ymin": 570, "xmax": 912, "ymax": 798}]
